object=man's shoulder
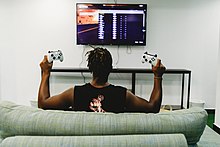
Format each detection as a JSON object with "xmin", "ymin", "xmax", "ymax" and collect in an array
[
  {"xmin": 109, "ymin": 84, "xmax": 127, "ymax": 91},
  {"xmin": 74, "ymin": 83, "xmax": 91, "ymax": 90}
]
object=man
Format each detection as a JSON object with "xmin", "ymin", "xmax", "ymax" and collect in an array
[{"xmin": 38, "ymin": 47, "xmax": 166, "ymax": 113}]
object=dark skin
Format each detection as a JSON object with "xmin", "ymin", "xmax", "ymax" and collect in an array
[{"xmin": 38, "ymin": 55, "xmax": 166, "ymax": 113}]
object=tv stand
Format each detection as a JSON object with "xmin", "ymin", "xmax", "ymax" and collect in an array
[{"xmin": 51, "ymin": 68, "xmax": 191, "ymax": 109}]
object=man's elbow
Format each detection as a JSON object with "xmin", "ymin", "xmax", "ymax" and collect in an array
[
  {"xmin": 38, "ymin": 102, "xmax": 44, "ymax": 109},
  {"xmin": 38, "ymin": 100, "xmax": 47, "ymax": 110},
  {"xmin": 149, "ymin": 108, "xmax": 160, "ymax": 113},
  {"xmin": 147, "ymin": 103, "xmax": 161, "ymax": 113}
]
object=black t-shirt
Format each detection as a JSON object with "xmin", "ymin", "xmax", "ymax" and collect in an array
[{"xmin": 74, "ymin": 83, "xmax": 127, "ymax": 113}]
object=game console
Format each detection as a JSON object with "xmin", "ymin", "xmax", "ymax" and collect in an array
[
  {"xmin": 141, "ymin": 51, "xmax": 158, "ymax": 66},
  {"xmin": 48, "ymin": 50, "xmax": 63, "ymax": 63}
]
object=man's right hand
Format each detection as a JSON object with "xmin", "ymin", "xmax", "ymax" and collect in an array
[
  {"xmin": 152, "ymin": 59, "xmax": 166, "ymax": 77},
  {"xmin": 40, "ymin": 55, "xmax": 53, "ymax": 74}
]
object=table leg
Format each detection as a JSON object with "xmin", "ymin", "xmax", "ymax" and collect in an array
[{"xmin": 181, "ymin": 74, "xmax": 185, "ymax": 109}]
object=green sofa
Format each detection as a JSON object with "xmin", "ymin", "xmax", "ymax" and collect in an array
[{"xmin": 0, "ymin": 101, "xmax": 216, "ymax": 147}]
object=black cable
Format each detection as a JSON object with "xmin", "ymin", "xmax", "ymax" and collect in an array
[
  {"xmin": 81, "ymin": 71, "xmax": 86, "ymax": 83},
  {"xmin": 126, "ymin": 45, "xmax": 132, "ymax": 54},
  {"xmin": 89, "ymin": 44, "xmax": 98, "ymax": 49},
  {"xmin": 79, "ymin": 46, "xmax": 85, "ymax": 67},
  {"xmin": 115, "ymin": 45, "xmax": 120, "ymax": 66},
  {"xmin": 79, "ymin": 46, "xmax": 86, "ymax": 83}
]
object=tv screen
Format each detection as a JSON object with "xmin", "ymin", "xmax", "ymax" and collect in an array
[{"xmin": 76, "ymin": 3, "xmax": 147, "ymax": 46}]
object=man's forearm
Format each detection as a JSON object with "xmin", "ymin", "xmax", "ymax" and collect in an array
[
  {"xmin": 149, "ymin": 77, "xmax": 163, "ymax": 112},
  {"xmin": 38, "ymin": 73, "xmax": 50, "ymax": 108}
]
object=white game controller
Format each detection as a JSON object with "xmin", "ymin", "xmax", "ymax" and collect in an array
[
  {"xmin": 48, "ymin": 50, "xmax": 64, "ymax": 63},
  {"xmin": 141, "ymin": 51, "xmax": 158, "ymax": 66}
]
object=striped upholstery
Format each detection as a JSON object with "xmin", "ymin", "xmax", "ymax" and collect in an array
[
  {"xmin": 0, "ymin": 101, "xmax": 207, "ymax": 145},
  {"xmin": 0, "ymin": 131, "xmax": 3, "ymax": 144},
  {"xmin": 0, "ymin": 134, "xmax": 188, "ymax": 147}
]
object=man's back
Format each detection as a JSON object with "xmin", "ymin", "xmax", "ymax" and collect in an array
[{"xmin": 74, "ymin": 83, "xmax": 127, "ymax": 113}]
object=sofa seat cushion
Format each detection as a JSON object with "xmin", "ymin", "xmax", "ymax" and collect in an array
[
  {"xmin": 0, "ymin": 101, "xmax": 207, "ymax": 144},
  {"xmin": 0, "ymin": 134, "xmax": 188, "ymax": 147}
]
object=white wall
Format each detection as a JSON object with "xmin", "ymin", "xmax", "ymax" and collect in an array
[
  {"xmin": 215, "ymin": 24, "xmax": 220, "ymax": 128},
  {"xmin": 0, "ymin": 0, "xmax": 220, "ymax": 108}
]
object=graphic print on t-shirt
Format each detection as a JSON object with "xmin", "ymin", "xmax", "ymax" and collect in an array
[{"xmin": 89, "ymin": 95, "xmax": 105, "ymax": 112}]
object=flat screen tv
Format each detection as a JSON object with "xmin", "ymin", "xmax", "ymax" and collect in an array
[{"xmin": 76, "ymin": 3, "xmax": 147, "ymax": 46}]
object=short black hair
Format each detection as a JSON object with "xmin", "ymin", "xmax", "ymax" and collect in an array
[{"xmin": 86, "ymin": 47, "xmax": 113, "ymax": 81}]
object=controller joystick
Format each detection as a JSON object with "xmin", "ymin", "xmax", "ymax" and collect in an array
[
  {"xmin": 48, "ymin": 50, "xmax": 64, "ymax": 63},
  {"xmin": 141, "ymin": 51, "xmax": 158, "ymax": 66}
]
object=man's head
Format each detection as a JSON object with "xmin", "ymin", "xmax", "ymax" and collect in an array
[{"xmin": 86, "ymin": 47, "xmax": 113, "ymax": 82}]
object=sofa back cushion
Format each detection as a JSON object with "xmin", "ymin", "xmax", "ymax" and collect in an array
[
  {"xmin": 0, "ymin": 131, "xmax": 3, "ymax": 144},
  {"xmin": 0, "ymin": 101, "xmax": 207, "ymax": 144}
]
